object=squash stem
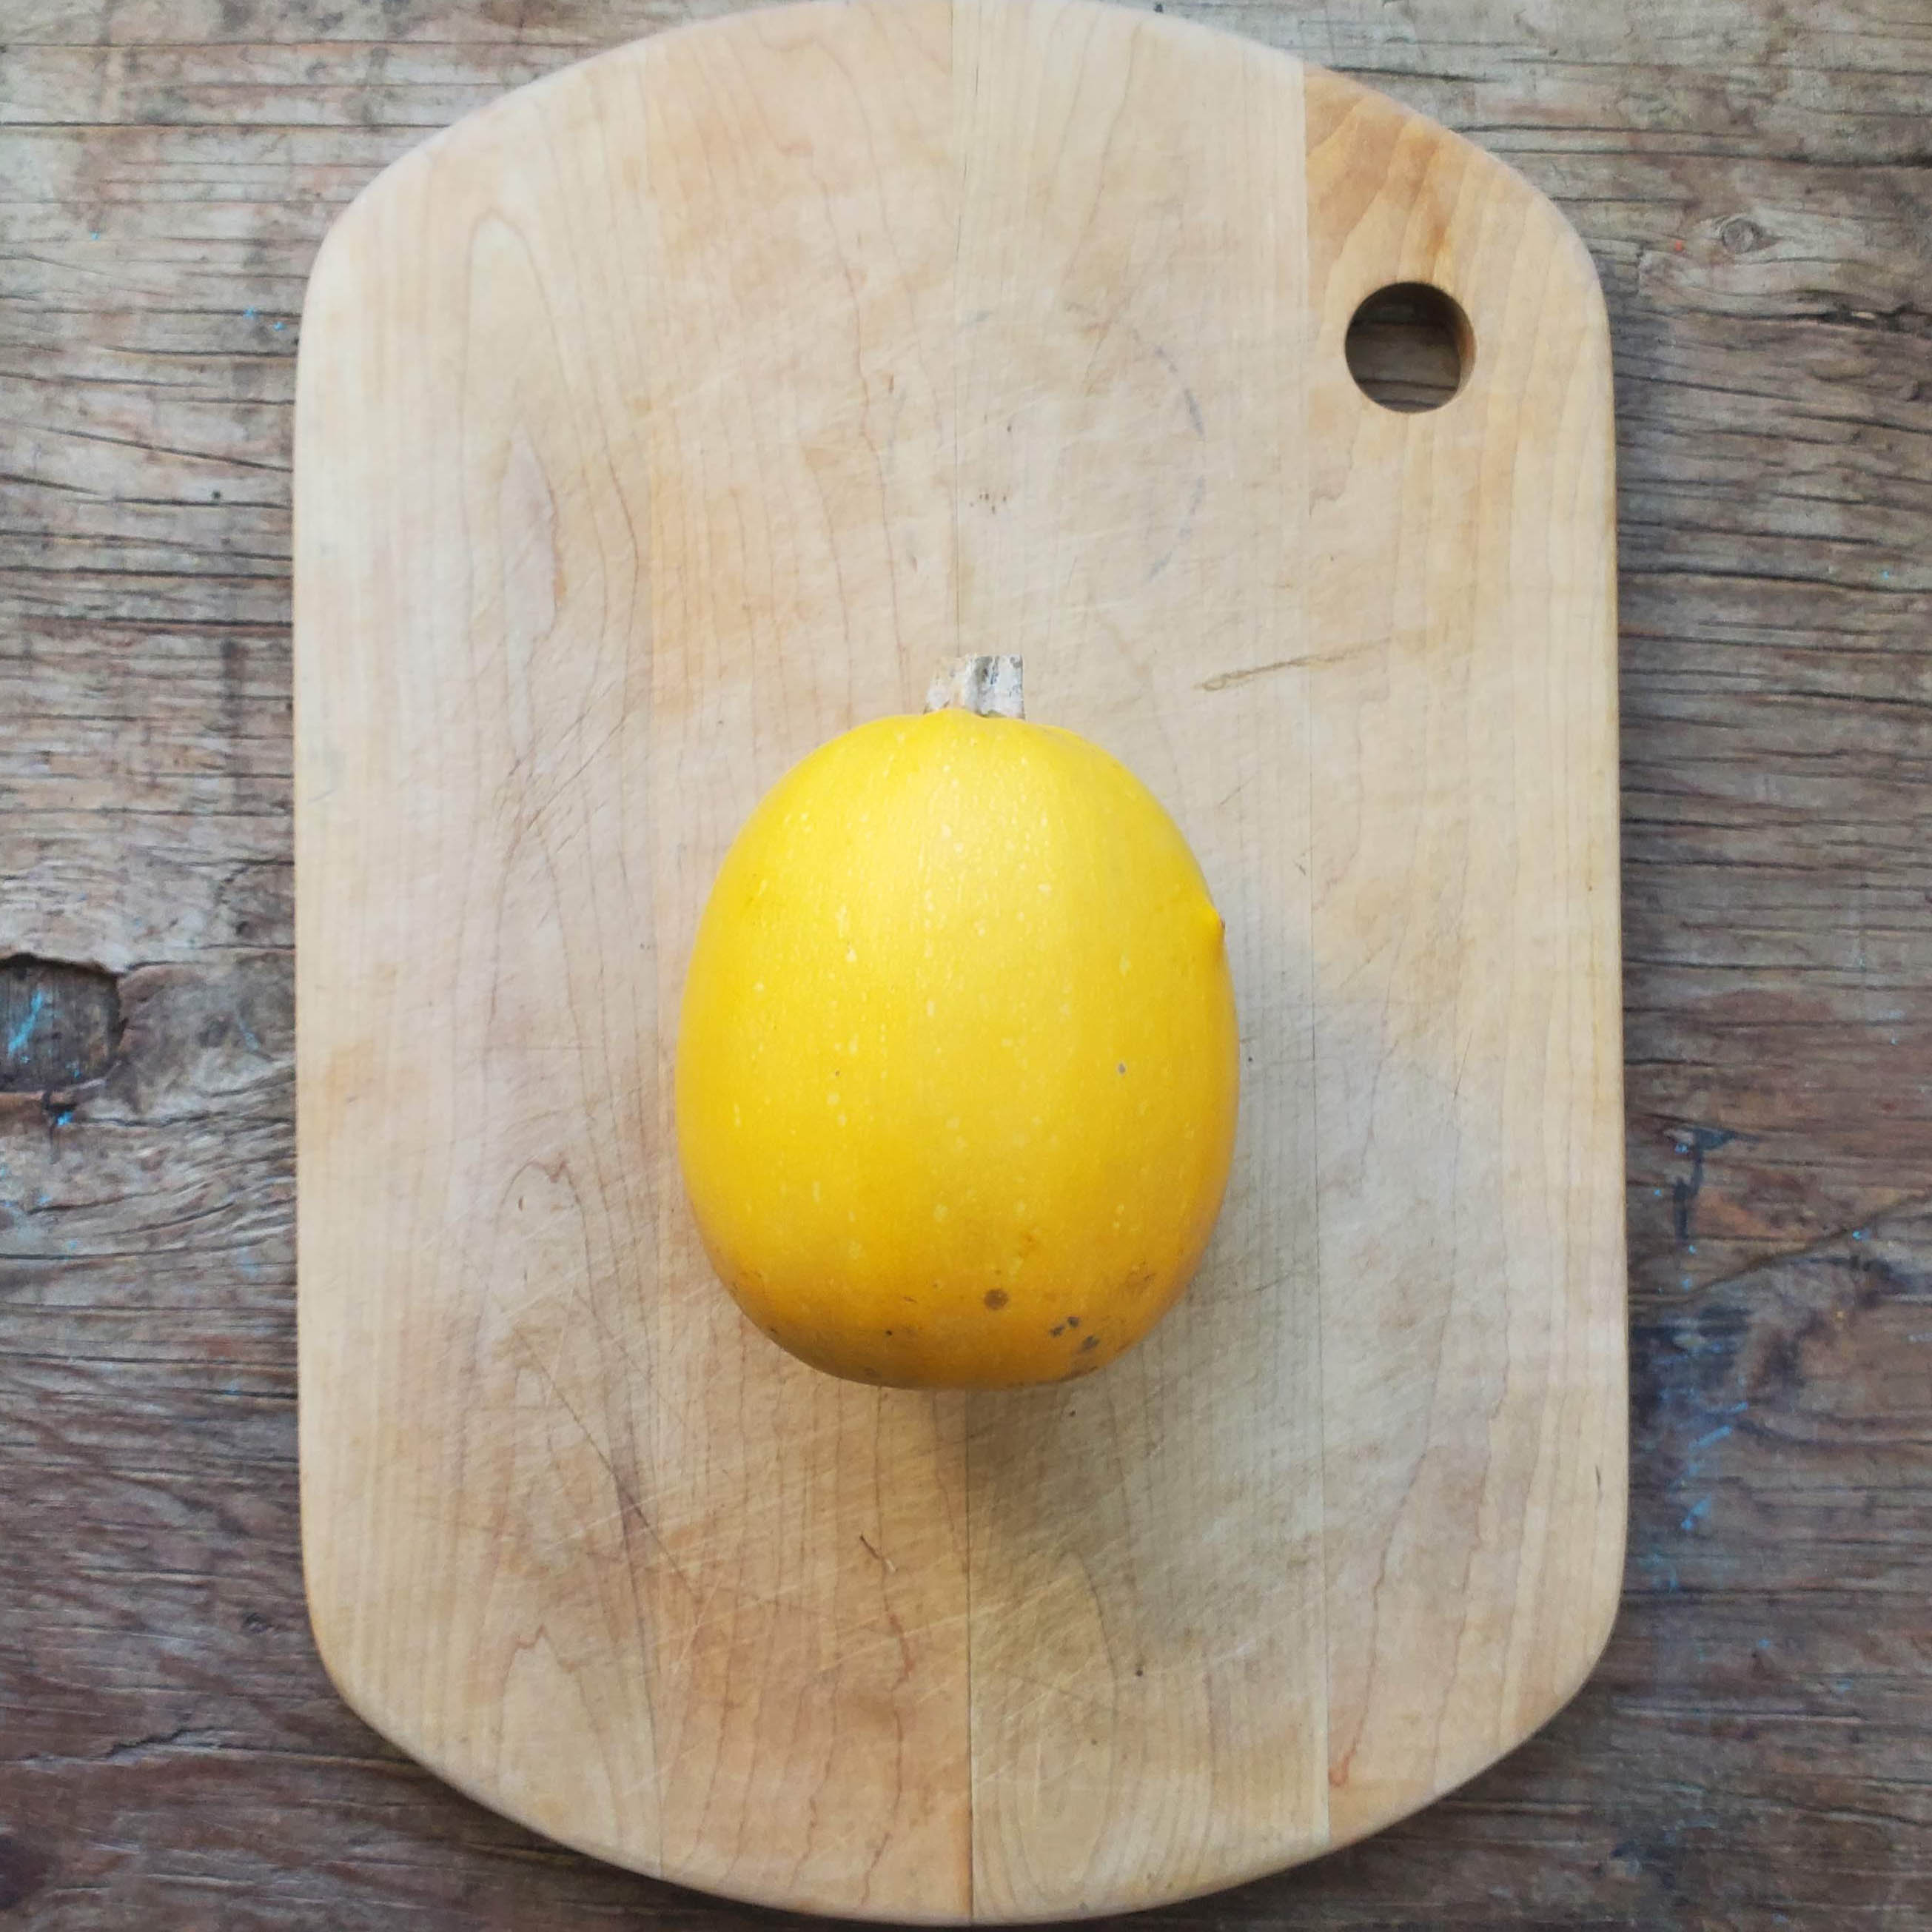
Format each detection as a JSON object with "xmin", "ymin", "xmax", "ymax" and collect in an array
[{"xmin": 924, "ymin": 655, "xmax": 1024, "ymax": 720}]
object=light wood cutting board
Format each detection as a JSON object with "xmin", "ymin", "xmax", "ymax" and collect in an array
[{"xmin": 295, "ymin": 1, "xmax": 1627, "ymax": 1917}]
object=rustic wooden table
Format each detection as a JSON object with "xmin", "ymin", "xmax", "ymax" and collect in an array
[{"xmin": 3, "ymin": 1, "xmax": 1928, "ymax": 1926}]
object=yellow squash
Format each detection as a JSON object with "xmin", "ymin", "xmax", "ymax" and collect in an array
[{"xmin": 675, "ymin": 705, "xmax": 1238, "ymax": 1388}]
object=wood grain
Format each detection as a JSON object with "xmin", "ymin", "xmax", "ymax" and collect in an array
[
  {"xmin": 4, "ymin": 0, "xmax": 1931, "ymax": 1926},
  {"xmin": 947, "ymin": 8, "xmax": 1329, "ymax": 1911},
  {"xmin": 1300, "ymin": 73, "xmax": 1625, "ymax": 1840},
  {"xmin": 292, "ymin": 3, "xmax": 1621, "ymax": 1916}
]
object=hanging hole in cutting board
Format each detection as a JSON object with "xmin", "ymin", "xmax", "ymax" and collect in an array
[{"xmin": 1344, "ymin": 282, "xmax": 1473, "ymax": 412}]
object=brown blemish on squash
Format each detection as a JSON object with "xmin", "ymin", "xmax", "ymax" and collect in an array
[
  {"xmin": 1079, "ymin": 1333, "xmax": 1100, "ymax": 1353},
  {"xmin": 984, "ymin": 1289, "xmax": 1009, "ymax": 1309}
]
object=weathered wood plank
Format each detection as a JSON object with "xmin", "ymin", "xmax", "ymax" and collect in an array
[{"xmin": 4, "ymin": 0, "xmax": 1931, "ymax": 1922}]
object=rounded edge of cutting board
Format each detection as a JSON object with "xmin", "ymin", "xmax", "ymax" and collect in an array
[{"xmin": 295, "ymin": 0, "xmax": 1628, "ymax": 1919}]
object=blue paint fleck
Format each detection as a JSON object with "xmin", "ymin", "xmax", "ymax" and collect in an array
[
  {"xmin": 50, "ymin": 1107, "xmax": 75, "ymax": 1128},
  {"xmin": 1688, "ymin": 1423, "xmax": 1734, "ymax": 1455},
  {"xmin": 1852, "ymin": 1229, "xmax": 1867, "ymax": 1242},
  {"xmin": 244, "ymin": 306, "xmax": 258, "ymax": 320},
  {"xmin": 6, "ymin": 987, "xmax": 47, "ymax": 1059},
  {"xmin": 1638, "ymin": 1550, "xmax": 1681, "ymax": 1593},
  {"xmin": 1680, "ymin": 1496, "xmax": 1713, "ymax": 1532},
  {"xmin": 273, "ymin": 320, "xmax": 285, "ymax": 332}
]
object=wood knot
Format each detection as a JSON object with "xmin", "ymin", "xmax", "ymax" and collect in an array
[
  {"xmin": 0, "ymin": 956, "xmax": 121, "ymax": 1093},
  {"xmin": 1718, "ymin": 215, "xmax": 1770, "ymax": 256}
]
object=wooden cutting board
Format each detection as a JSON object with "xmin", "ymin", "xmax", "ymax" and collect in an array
[{"xmin": 295, "ymin": 1, "xmax": 1626, "ymax": 1917}]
